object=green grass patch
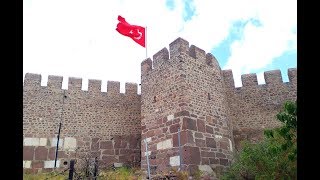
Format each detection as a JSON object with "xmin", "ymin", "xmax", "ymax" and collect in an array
[
  {"xmin": 99, "ymin": 167, "xmax": 144, "ymax": 180},
  {"xmin": 23, "ymin": 171, "xmax": 67, "ymax": 180}
]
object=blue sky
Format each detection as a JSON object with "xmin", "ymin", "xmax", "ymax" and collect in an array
[{"xmin": 23, "ymin": 0, "xmax": 296, "ymax": 91}]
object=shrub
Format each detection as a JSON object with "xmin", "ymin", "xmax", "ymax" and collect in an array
[{"xmin": 222, "ymin": 101, "xmax": 297, "ymax": 180}]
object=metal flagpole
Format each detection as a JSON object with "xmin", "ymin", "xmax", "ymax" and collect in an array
[{"xmin": 145, "ymin": 26, "xmax": 147, "ymax": 58}]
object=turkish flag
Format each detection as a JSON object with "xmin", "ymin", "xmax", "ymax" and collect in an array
[{"xmin": 116, "ymin": 15, "xmax": 145, "ymax": 47}]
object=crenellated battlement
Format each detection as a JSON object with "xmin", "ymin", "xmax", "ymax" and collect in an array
[
  {"xmin": 23, "ymin": 37, "xmax": 296, "ymax": 174},
  {"xmin": 24, "ymin": 73, "xmax": 42, "ymax": 87},
  {"xmin": 222, "ymin": 68, "xmax": 297, "ymax": 89},
  {"xmin": 23, "ymin": 73, "xmax": 139, "ymax": 95},
  {"xmin": 47, "ymin": 75, "xmax": 63, "ymax": 89},
  {"xmin": 141, "ymin": 37, "xmax": 220, "ymax": 76},
  {"xmin": 241, "ymin": 73, "xmax": 258, "ymax": 87},
  {"xmin": 288, "ymin": 68, "xmax": 297, "ymax": 84},
  {"xmin": 153, "ymin": 47, "xmax": 169, "ymax": 69},
  {"xmin": 88, "ymin": 79, "xmax": 102, "ymax": 93},
  {"xmin": 68, "ymin": 77, "xmax": 82, "ymax": 91},
  {"xmin": 189, "ymin": 44, "xmax": 206, "ymax": 59},
  {"xmin": 264, "ymin": 70, "xmax": 283, "ymax": 85}
]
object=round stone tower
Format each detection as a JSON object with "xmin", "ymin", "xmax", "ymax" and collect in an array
[{"xmin": 140, "ymin": 37, "xmax": 234, "ymax": 176}]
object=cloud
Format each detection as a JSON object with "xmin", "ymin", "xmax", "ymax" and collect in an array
[
  {"xmin": 223, "ymin": 0, "xmax": 297, "ymax": 87},
  {"xmin": 23, "ymin": 0, "xmax": 296, "ymax": 91}
]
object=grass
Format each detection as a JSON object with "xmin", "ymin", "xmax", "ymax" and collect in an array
[
  {"xmin": 23, "ymin": 167, "xmax": 213, "ymax": 180},
  {"xmin": 23, "ymin": 171, "xmax": 67, "ymax": 180},
  {"xmin": 99, "ymin": 167, "xmax": 145, "ymax": 180},
  {"xmin": 23, "ymin": 167, "xmax": 145, "ymax": 180}
]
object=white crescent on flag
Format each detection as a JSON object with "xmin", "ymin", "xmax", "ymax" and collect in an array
[{"xmin": 134, "ymin": 29, "xmax": 143, "ymax": 40}]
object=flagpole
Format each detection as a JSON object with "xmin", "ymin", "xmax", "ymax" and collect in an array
[{"xmin": 145, "ymin": 26, "xmax": 147, "ymax": 59}]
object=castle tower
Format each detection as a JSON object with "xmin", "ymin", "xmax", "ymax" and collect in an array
[{"xmin": 140, "ymin": 37, "xmax": 234, "ymax": 175}]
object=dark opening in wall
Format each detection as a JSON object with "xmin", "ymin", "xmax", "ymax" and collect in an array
[
  {"xmin": 153, "ymin": 96, "xmax": 157, "ymax": 103},
  {"xmin": 208, "ymin": 93, "xmax": 211, "ymax": 100}
]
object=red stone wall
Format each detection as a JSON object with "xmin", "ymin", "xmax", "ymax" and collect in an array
[
  {"xmin": 23, "ymin": 37, "xmax": 297, "ymax": 176},
  {"xmin": 23, "ymin": 74, "xmax": 141, "ymax": 172},
  {"xmin": 222, "ymin": 68, "xmax": 297, "ymax": 150},
  {"xmin": 140, "ymin": 38, "xmax": 234, "ymax": 175}
]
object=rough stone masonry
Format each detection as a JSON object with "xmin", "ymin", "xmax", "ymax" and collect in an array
[{"xmin": 23, "ymin": 37, "xmax": 297, "ymax": 174}]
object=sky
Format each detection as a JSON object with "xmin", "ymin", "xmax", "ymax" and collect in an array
[{"xmin": 23, "ymin": 0, "xmax": 297, "ymax": 93}]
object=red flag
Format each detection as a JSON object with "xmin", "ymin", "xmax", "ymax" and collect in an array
[{"xmin": 116, "ymin": 15, "xmax": 145, "ymax": 47}]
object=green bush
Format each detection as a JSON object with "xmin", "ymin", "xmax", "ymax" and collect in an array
[{"xmin": 222, "ymin": 101, "xmax": 297, "ymax": 180}]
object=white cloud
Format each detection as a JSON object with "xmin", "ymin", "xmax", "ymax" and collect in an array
[
  {"xmin": 223, "ymin": 0, "xmax": 297, "ymax": 87},
  {"xmin": 23, "ymin": 0, "xmax": 296, "ymax": 91}
]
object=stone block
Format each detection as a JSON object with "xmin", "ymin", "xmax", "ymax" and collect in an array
[
  {"xmin": 102, "ymin": 149, "xmax": 114, "ymax": 155},
  {"xmin": 167, "ymin": 114, "xmax": 174, "ymax": 121},
  {"xmin": 170, "ymin": 156, "xmax": 180, "ymax": 166},
  {"xmin": 201, "ymin": 151, "xmax": 215, "ymax": 158},
  {"xmin": 195, "ymin": 132, "xmax": 203, "ymax": 138},
  {"xmin": 120, "ymin": 149, "xmax": 131, "ymax": 155},
  {"xmin": 39, "ymin": 138, "xmax": 47, "ymax": 146},
  {"xmin": 174, "ymin": 110, "xmax": 190, "ymax": 118},
  {"xmin": 219, "ymin": 141, "xmax": 229, "ymax": 150},
  {"xmin": 182, "ymin": 117, "xmax": 197, "ymax": 131},
  {"xmin": 173, "ymin": 130, "xmax": 194, "ymax": 147},
  {"xmin": 63, "ymin": 137, "xmax": 77, "ymax": 151},
  {"xmin": 206, "ymin": 137, "xmax": 216, "ymax": 148},
  {"xmin": 49, "ymin": 138, "xmax": 63, "ymax": 147},
  {"xmin": 114, "ymin": 163, "xmax": 123, "ymax": 167},
  {"xmin": 170, "ymin": 123, "xmax": 180, "ymax": 133},
  {"xmin": 156, "ymin": 139, "xmax": 173, "ymax": 150},
  {"xmin": 195, "ymin": 138, "xmax": 206, "ymax": 147},
  {"xmin": 219, "ymin": 158, "xmax": 229, "ymax": 166},
  {"xmin": 100, "ymin": 141, "xmax": 113, "ymax": 149},
  {"xmin": 209, "ymin": 158, "xmax": 219, "ymax": 164},
  {"xmin": 48, "ymin": 147, "xmax": 56, "ymax": 160},
  {"xmin": 201, "ymin": 158, "xmax": 209, "ymax": 164},
  {"xmin": 23, "ymin": 161, "xmax": 31, "ymax": 168},
  {"xmin": 197, "ymin": 119, "xmax": 205, "ymax": 133},
  {"xmin": 23, "ymin": 146, "xmax": 34, "ymax": 160},
  {"xmin": 101, "ymin": 156, "xmax": 117, "ymax": 165},
  {"xmin": 32, "ymin": 161, "xmax": 44, "ymax": 168},
  {"xmin": 44, "ymin": 160, "xmax": 60, "ymax": 168},
  {"xmin": 206, "ymin": 125, "xmax": 213, "ymax": 134},
  {"xmin": 198, "ymin": 165, "xmax": 214, "ymax": 174},
  {"xmin": 216, "ymin": 152, "xmax": 226, "ymax": 158},
  {"xmin": 119, "ymin": 155, "xmax": 133, "ymax": 162},
  {"xmin": 24, "ymin": 138, "xmax": 39, "ymax": 146},
  {"xmin": 35, "ymin": 147, "xmax": 48, "ymax": 160},
  {"xmin": 182, "ymin": 146, "xmax": 200, "ymax": 164}
]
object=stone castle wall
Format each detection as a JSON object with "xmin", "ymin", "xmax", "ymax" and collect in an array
[
  {"xmin": 23, "ymin": 37, "xmax": 297, "ymax": 175},
  {"xmin": 23, "ymin": 74, "xmax": 141, "ymax": 173},
  {"xmin": 222, "ymin": 68, "xmax": 297, "ymax": 149}
]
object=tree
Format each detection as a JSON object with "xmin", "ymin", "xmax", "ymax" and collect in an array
[{"xmin": 222, "ymin": 101, "xmax": 297, "ymax": 180}]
